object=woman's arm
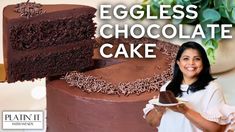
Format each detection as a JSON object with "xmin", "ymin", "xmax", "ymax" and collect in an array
[
  {"xmin": 145, "ymin": 106, "xmax": 165, "ymax": 127},
  {"xmin": 185, "ymin": 107, "xmax": 224, "ymax": 132},
  {"xmin": 185, "ymin": 82, "xmax": 226, "ymax": 132},
  {"xmin": 144, "ymin": 81, "xmax": 169, "ymax": 127},
  {"xmin": 169, "ymin": 104, "xmax": 224, "ymax": 132}
]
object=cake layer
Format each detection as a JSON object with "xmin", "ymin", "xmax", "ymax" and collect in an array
[
  {"xmin": 7, "ymin": 41, "xmax": 94, "ymax": 82},
  {"xmin": 3, "ymin": 4, "xmax": 96, "ymax": 50},
  {"xmin": 8, "ymin": 39, "xmax": 95, "ymax": 60}
]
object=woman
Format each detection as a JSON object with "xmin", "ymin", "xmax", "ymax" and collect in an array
[{"xmin": 143, "ymin": 41, "xmax": 227, "ymax": 132}]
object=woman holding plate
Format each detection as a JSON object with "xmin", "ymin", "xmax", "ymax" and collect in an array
[{"xmin": 143, "ymin": 41, "xmax": 230, "ymax": 132}]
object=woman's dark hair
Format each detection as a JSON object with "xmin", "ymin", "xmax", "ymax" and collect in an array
[{"xmin": 166, "ymin": 41, "xmax": 214, "ymax": 97}]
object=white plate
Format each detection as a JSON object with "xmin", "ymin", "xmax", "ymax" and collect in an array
[{"xmin": 148, "ymin": 98, "xmax": 184, "ymax": 106}]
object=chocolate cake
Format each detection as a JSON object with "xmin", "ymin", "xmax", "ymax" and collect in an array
[
  {"xmin": 3, "ymin": 2, "xmax": 96, "ymax": 82},
  {"xmin": 159, "ymin": 91, "xmax": 178, "ymax": 104},
  {"xmin": 46, "ymin": 37, "xmax": 179, "ymax": 132}
]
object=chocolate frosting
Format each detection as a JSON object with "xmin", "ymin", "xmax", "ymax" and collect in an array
[
  {"xmin": 62, "ymin": 37, "xmax": 179, "ymax": 96},
  {"xmin": 46, "ymin": 38, "xmax": 179, "ymax": 132},
  {"xmin": 47, "ymin": 82, "xmax": 157, "ymax": 132}
]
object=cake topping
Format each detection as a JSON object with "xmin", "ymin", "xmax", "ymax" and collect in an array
[
  {"xmin": 159, "ymin": 91, "xmax": 178, "ymax": 104},
  {"xmin": 14, "ymin": 0, "xmax": 45, "ymax": 19},
  {"xmin": 62, "ymin": 70, "xmax": 172, "ymax": 96},
  {"xmin": 62, "ymin": 38, "xmax": 179, "ymax": 96}
]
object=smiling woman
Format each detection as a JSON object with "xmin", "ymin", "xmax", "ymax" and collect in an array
[
  {"xmin": 177, "ymin": 48, "xmax": 203, "ymax": 85},
  {"xmin": 143, "ymin": 41, "xmax": 229, "ymax": 132}
]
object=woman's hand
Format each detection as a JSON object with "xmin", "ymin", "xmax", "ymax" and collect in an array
[
  {"xmin": 145, "ymin": 105, "xmax": 166, "ymax": 127},
  {"xmin": 152, "ymin": 95, "xmax": 166, "ymax": 115},
  {"xmin": 154, "ymin": 106, "xmax": 166, "ymax": 114},
  {"xmin": 151, "ymin": 95, "xmax": 166, "ymax": 114},
  {"xmin": 167, "ymin": 103, "xmax": 189, "ymax": 114},
  {"xmin": 145, "ymin": 95, "xmax": 167, "ymax": 127}
]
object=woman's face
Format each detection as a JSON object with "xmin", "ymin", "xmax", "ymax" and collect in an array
[{"xmin": 177, "ymin": 48, "xmax": 203, "ymax": 82}]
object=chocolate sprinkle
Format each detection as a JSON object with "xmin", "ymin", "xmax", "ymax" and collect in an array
[
  {"xmin": 14, "ymin": 0, "xmax": 45, "ymax": 19},
  {"xmin": 62, "ymin": 39, "xmax": 179, "ymax": 96}
]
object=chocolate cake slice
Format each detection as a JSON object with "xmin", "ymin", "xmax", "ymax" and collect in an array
[
  {"xmin": 3, "ymin": 2, "xmax": 96, "ymax": 82},
  {"xmin": 159, "ymin": 91, "xmax": 178, "ymax": 104}
]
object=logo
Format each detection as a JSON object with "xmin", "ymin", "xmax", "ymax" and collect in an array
[{"xmin": 2, "ymin": 111, "xmax": 44, "ymax": 129}]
